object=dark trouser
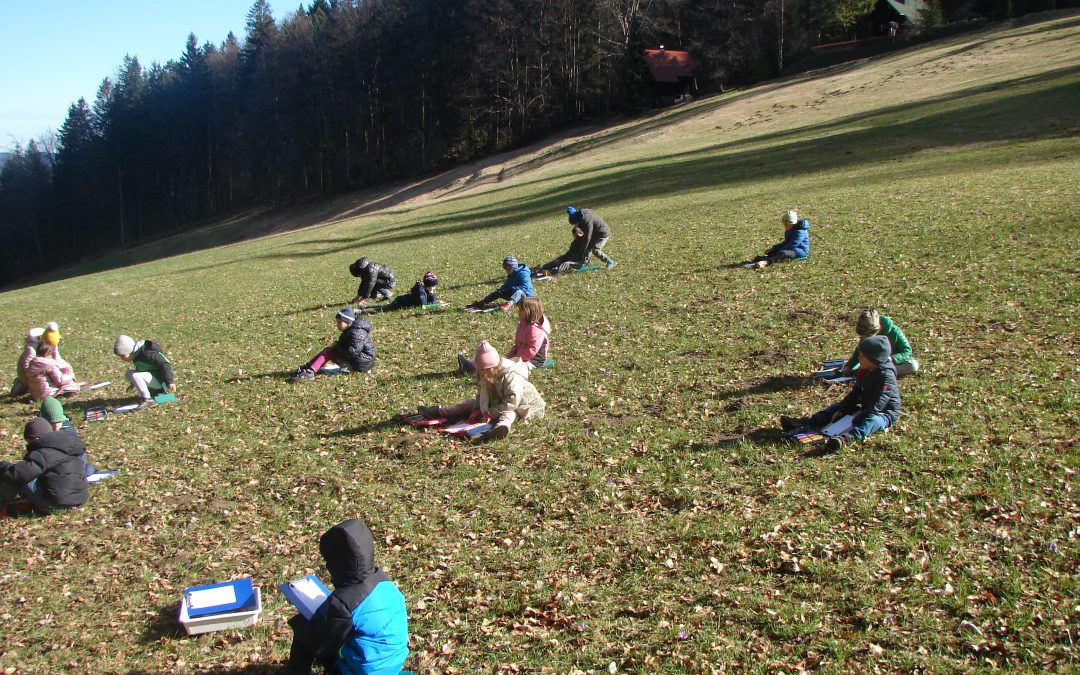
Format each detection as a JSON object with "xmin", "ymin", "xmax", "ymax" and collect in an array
[
  {"xmin": 766, "ymin": 250, "xmax": 798, "ymax": 264},
  {"xmin": 287, "ymin": 615, "xmax": 341, "ymax": 675},
  {"xmin": 588, "ymin": 236, "xmax": 612, "ymax": 264},
  {"xmin": 539, "ymin": 256, "xmax": 583, "ymax": 275},
  {"xmin": 0, "ymin": 478, "xmax": 72, "ymax": 515},
  {"xmin": 479, "ymin": 289, "xmax": 526, "ymax": 306}
]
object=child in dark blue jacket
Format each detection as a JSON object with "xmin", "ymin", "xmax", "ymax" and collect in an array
[
  {"xmin": 781, "ymin": 335, "xmax": 901, "ymax": 450},
  {"xmin": 287, "ymin": 518, "xmax": 409, "ymax": 675},
  {"xmin": 290, "ymin": 308, "xmax": 376, "ymax": 382},
  {"xmin": 384, "ymin": 272, "xmax": 441, "ymax": 310},
  {"xmin": 752, "ymin": 210, "xmax": 810, "ymax": 267},
  {"xmin": 469, "ymin": 255, "xmax": 535, "ymax": 311}
]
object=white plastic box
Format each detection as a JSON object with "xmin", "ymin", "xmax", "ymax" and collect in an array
[{"xmin": 179, "ymin": 587, "xmax": 262, "ymax": 635}]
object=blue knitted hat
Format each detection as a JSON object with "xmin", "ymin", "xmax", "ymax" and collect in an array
[
  {"xmin": 503, "ymin": 255, "xmax": 518, "ymax": 268},
  {"xmin": 567, "ymin": 206, "xmax": 581, "ymax": 224},
  {"xmin": 336, "ymin": 307, "xmax": 356, "ymax": 325}
]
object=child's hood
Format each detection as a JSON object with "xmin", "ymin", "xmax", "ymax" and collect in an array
[
  {"xmin": 26, "ymin": 429, "xmax": 87, "ymax": 458},
  {"xmin": 348, "ymin": 316, "xmax": 373, "ymax": 333},
  {"xmin": 320, "ymin": 518, "xmax": 380, "ymax": 586},
  {"xmin": 791, "ymin": 218, "xmax": 810, "ymax": 231}
]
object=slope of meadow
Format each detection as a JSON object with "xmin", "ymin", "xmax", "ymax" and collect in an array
[{"xmin": 1, "ymin": 12, "xmax": 1078, "ymax": 673}]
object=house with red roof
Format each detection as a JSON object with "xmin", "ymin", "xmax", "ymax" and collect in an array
[{"xmin": 644, "ymin": 48, "xmax": 697, "ymax": 106}]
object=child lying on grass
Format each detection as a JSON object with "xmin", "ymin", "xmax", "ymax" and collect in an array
[
  {"xmin": 781, "ymin": 335, "xmax": 900, "ymax": 451},
  {"xmin": 364, "ymin": 272, "xmax": 445, "ymax": 313},
  {"xmin": 421, "ymin": 340, "xmax": 545, "ymax": 442},
  {"xmin": 287, "ymin": 518, "xmax": 409, "ymax": 675},
  {"xmin": 291, "ymin": 307, "xmax": 375, "ymax": 382}
]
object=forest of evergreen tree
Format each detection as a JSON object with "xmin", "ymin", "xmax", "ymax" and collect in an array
[{"xmin": 0, "ymin": 0, "xmax": 1055, "ymax": 287}]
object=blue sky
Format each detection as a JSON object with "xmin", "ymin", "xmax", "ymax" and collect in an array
[{"xmin": 0, "ymin": 1, "xmax": 281, "ymax": 152}]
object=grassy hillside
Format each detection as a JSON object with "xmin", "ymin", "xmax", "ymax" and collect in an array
[{"xmin": 1, "ymin": 12, "xmax": 1078, "ymax": 673}]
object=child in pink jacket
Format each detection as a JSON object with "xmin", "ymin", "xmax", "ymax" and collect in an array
[
  {"xmin": 457, "ymin": 297, "xmax": 552, "ymax": 375},
  {"xmin": 26, "ymin": 343, "xmax": 83, "ymax": 401}
]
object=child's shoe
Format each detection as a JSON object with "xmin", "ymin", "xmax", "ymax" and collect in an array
[
  {"xmin": 137, "ymin": 398, "xmax": 157, "ymax": 410},
  {"xmin": 289, "ymin": 367, "xmax": 316, "ymax": 383},
  {"xmin": 825, "ymin": 433, "xmax": 853, "ymax": 451},
  {"xmin": 606, "ymin": 259, "xmax": 617, "ymax": 269},
  {"xmin": 456, "ymin": 353, "xmax": 470, "ymax": 376},
  {"xmin": 473, "ymin": 424, "xmax": 509, "ymax": 443},
  {"xmin": 418, "ymin": 405, "xmax": 442, "ymax": 419},
  {"xmin": 755, "ymin": 260, "xmax": 768, "ymax": 269},
  {"xmin": 780, "ymin": 415, "xmax": 810, "ymax": 432},
  {"xmin": 500, "ymin": 302, "xmax": 513, "ymax": 311}
]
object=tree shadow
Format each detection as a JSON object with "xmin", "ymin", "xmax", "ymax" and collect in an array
[{"xmin": 714, "ymin": 375, "xmax": 809, "ymax": 402}]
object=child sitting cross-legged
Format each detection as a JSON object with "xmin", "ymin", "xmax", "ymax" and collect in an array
[
  {"xmin": 290, "ymin": 307, "xmax": 375, "ymax": 382},
  {"xmin": 0, "ymin": 417, "xmax": 89, "ymax": 515},
  {"xmin": 287, "ymin": 518, "xmax": 409, "ymax": 675},
  {"xmin": 421, "ymin": 340, "xmax": 545, "ymax": 442},
  {"xmin": 751, "ymin": 210, "xmax": 810, "ymax": 268},
  {"xmin": 781, "ymin": 335, "xmax": 900, "ymax": 451}
]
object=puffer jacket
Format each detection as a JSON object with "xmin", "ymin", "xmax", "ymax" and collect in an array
[
  {"xmin": 331, "ymin": 317, "xmax": 376, "ymax": 372},
  {"xmin": 576, "ymin": 209, "xmax": 611, "ymax": 247},
  {"xmin": 26, "ymin": 355, "xmax": 79, "ymax": 401},
  {"xmin": 357, "ymin": 262, "xmax": 396, "ymax": 299},
  {"xmin": 498, "ymin": 263, "xmax": 535, "ymax": 298},
  {"xmin": 477, "ymin": 359, "xmax": 546, "ymax": 421},
  {"xmin": 0, "ymin": 430, "xmax": 89, "ymax": 508},
  {"xmin": 844, "ymin": 315, "xmax": 915, "ymax": 371},
  {"xmin": 836, "ymin": 361, "xmax": 901, "ymax": 427},
  {"xmin": 507, "ymin": 315, "xmax": 552, "ymax": 367},
  {"xmin": 768, "ymin": 219, "xmax": 810, "ymax": 258}
]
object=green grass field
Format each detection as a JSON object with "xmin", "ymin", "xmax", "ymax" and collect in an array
[{"xmin": 1, "ymin": 12, "xmax": 1078, "ymax": 673}]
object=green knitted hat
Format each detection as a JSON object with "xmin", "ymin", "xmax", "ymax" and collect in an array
[{"xmin": 40, "ymin": 396, "xmax": 69, "ymax": 423}]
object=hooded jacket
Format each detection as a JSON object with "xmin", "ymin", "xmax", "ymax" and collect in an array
[
  {"xmin": 498, "ymin": 263, "xmax": 535, "ymax": 298},
  {"xmin": 843, "ymin": 315, "xmax": 915, "ymax": 371},
  {"xmin": 836, "ymin": 360, "xmax": 901, "ymax": 427},
  {"xmin": 26, "ymin": 354, "xmax": 79, "ymax": 401},
  {"xmin": 0, "ymin": 430, "xmax": 89, "ymax": 508},
  {"xmin": 398, "ymin": 280, "xmax": 437, "ymax": 307},
  {"xmin": 332, "ymin": 317, "xmax": 376, "ymax": 372},
  {"xmin": 356, "ymin": 262, "xmax": 396, "ymax": 300},
  {"xmin": 767, "ymin": 219, "xmax": 810, "ymax": 258},
  {"xmin": 507, "ymin": 315, "xmax": 552, "ymax": 367},
  {"xmin": 575, "ymin": 208, "xmax": 611, "ymax": 248},
  {"xmin": 131, "ymin": 340, "xmax": 175, "ymax": 387},
  {"xmin": 478, "ymin": 360, "xmax": 546, "ymax": 421},
  {"xmin": 293, "ymin": 519, "xmax": 409, "ymax": 675},
  {"xmin": 16, "ymin": 329, "xmax": 43, "ymax": 387}
]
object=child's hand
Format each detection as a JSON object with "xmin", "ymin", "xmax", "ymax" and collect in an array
[
  {"xmin": 840, "ymin": 366, "xmax": 852, "ymax": 376},
  {"xmin": 167, "ymin": 383, "xmax": 177, "ymax": 393},
  {"xmin": 467, "ymin": 408, "xmax": 486, "ymax": 423}
]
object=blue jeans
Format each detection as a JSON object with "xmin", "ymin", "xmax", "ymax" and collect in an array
[
  {"xmin": 480, "ymin": 289, "xmax": 526, "ymax": 306},
  {"xmin": 809, "ymin": 405, "xmax": 891, "ymax": 441}
]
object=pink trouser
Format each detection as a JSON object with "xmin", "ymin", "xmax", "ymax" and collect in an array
[
  {"xmin": 305, "ymin": 347, "xmax": 338, "ymax": 371},
  {"xmin": 439, "ymin": 400, "xmax": 518, "ymax": 428}
]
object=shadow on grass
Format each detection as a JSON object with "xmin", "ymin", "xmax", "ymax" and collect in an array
[
  {"xmin": 413, "ymin": 370, "xmax": 459, "ymax": 382},
  {"xmin": 316, "ymin": 417, "xmax": 402, "ymax": 438},
  {"xmin": 224, "ymin": 370, "xmax": 295, "ymax": 384},
  {"xmin": 126, "ymin": 666, "xmax": 285, "ymax": 674},
  {"xmin": 715, "ymin": 375, "xmax": 809, "ymax": 402},
  {"xmin": 700, "ymin": 427, "xmax": 789, "ymax": 449},
  {"xmin": 139, "ymin": 602, "xmax": 185, "ymax": 645},
  {"xmin": 280, "ymin": 303, "xmax": 337, "ymax": 318}
]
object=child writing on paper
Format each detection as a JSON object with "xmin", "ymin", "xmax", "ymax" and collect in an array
[
  {"xmin": 26, "ymin": 341, "xmax": 84, "ymax": 401},
  {"xmin": 0, "ymin": 417, "xmax": 89, "ymax": 515},
  {"xmin": 457, "ymin": 297, "xmax": 552, "ymax": 375},
  {"xmin": 840, "ymin": 308, "xmax": 920, "ymax": 377},
  {"xmin": 780, "ymin": 335, "xmax": 901, "ymax": 451},
  {"xmin": 751, "ymin": 210, "xmax": 810, "ymax": 267},
  {"xmin": 468, "ymin": 255, "xmax": 535, "ymax": 311},
  {"xmin": 290, "ymin": 307, "xmax": 376, "ymax": 382},
  {"xmin": 113, "ymin": 335, "xmax": 176, "ymax": 408},
  {"xmin": 287, "ymin": 518, "xmax": 409, "ymax": 675},
  {"xmin": 421, "ymin": 340, "xmax": 546, "ymax": 442}
]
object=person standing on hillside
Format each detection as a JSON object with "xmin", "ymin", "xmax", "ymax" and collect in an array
[
  {"xmin": 567, "ymin": 206, "xmax": 617, "ymax": 268},
  {"xmin": 349, "ymin": 257, "xmax": 397, "ymax": 306}
]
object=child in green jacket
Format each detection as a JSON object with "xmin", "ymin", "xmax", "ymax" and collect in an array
[
  {"xmin": 113, "ymin": 335, "xmax": 176, "ymax": 408},
  {"xmin": 841, "ymin": 309, "xmax": 920, "ymax": 377}
]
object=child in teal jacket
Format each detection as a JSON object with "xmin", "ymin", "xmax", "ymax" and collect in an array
[{"xmin": 841, "ymin": 309, "xmax": 919, "ymax": 377}]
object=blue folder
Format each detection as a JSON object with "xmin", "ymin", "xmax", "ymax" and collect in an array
[{"xmin": 183, "ymin": 578, "xmax": 256, "ymax": 618}]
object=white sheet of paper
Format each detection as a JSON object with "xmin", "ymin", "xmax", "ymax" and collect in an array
[
  {"xmin": 188, "ymin": 585, "xmax": 237, "ymax": 610},
  {"xmin": 289, "ymin": 578, "xmax": 328, "ymax": 615},
  {"xmin": 821, "ymin": 414, "xmax": 855, "ymax": 437}
]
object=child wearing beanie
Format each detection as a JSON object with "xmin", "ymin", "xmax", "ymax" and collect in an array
[
  {"xmin": 419, "ymin": 340, "xmax": 545, "ymax": 441},
  {"xmin": 780, "ymin": 335, "xmax": 901, "ymax": 451},
  {"xmin": 11, "ymin": 327, "xmax": 45, "ymax": 397},
  {"xmin": 840, "ymin": 308, "xmax": 920, "ymax": 377},
  {"xmin": 113, "ymin": 334, "xmax": 176, "ymax": 408},
  {"xmin": 457, "ymin": 297, "xmax": 552, "ymax": 376},
  {"xmin": 468, "ymin": 255, "xmax": 535, "ymax": 311},
  {"xmin": 25, "ymin": 337, "xmax": 84, "ymax": 402},
  {"xmin": 0, "ymin": 417, "xmax": 90, "ymax": 515},
  {"xmin": 290, "ymin": 307, "xmax": 376, "ymax": 382},
  {"xmin": 566, "ymin": 205, "xmax": 616, "ymax": 268},
  {"xmin": 369, "ymin": 271, "xmax": 443, "ymax": 312},
  {"xmin": 750, "ymin": 210, "xmax": 810, "ymax": 268},
  {"xmin": 348, "ymin": 256, "xmax": 397, "ymax": 305}
]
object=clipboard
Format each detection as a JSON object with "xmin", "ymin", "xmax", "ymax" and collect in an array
[
  {"xmin": 183, "ymin": 578, "xmax": 256, "ymax": 618},
  {"xmin": 278, "ymin": 574, "xmax": 331, "ymax": 620}
]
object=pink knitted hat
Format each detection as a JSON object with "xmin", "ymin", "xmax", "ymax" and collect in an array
[{"xmin": 474, "ymin": 340, "xmax": 501, "ymax": 370}]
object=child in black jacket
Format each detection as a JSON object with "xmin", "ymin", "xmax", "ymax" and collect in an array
[
  {"xmin": 291, "ymin": 308, "xmax": 376, "ymax": 382},
  {"xmin": 781, "ymin": 335, "xmax": 901, "ymax": 450},
  {"xmin": 536, "ymin": 224, "xmax": 589, "ymax": 277},
  {"xmin": 349, "ymin": 257, "xmax": 397, "ymax": 305},
  {"xmin": 0, "ymin": 417, "xmax": 89, "ymax": 515}
]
